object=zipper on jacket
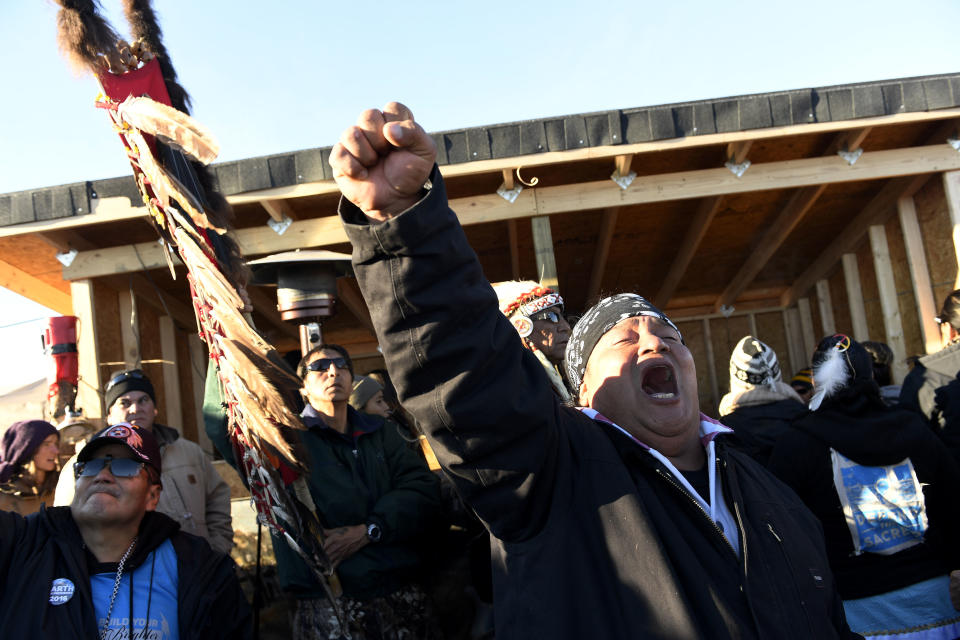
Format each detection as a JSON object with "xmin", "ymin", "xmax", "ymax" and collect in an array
[
  {"xmin": 654, "ymin": 467, "xmax": 738, "ymax": 558},
  {"xmin": 721, "ymin": 458, "xmax": 749, "ymax": 579},
  {"xmin": 765, "ymin": 519, "xmax": 816, "ymax": 635}
]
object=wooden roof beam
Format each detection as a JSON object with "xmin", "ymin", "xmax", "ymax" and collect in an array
[
  {"xmin": 713, "ymin": 128, "xmax": 876, "ymax": 312},
  {"xmin": 261, "ymin": 199, "xmax": 297, "ymax": 222},
  {"xmin": 336, "ymin": 277, "xmax": 376, "ymax": 336},
  {"xmin": 586, "ymin": 207, "xmax": 619, "ymax": 302},
  {"xmin": 62, "ymin": 142, "xmax": 960, "ymax": 281},
  {"xmin": 0, "ymin": 259, "xmax": 72, "ymax": 315},
  {"xmin": 655, "ymin": 196, "xmax": 723, "ymax": 308},
  {"xmin": 781, "ymin": 118, "xmax": 960, "ymax": 306}
]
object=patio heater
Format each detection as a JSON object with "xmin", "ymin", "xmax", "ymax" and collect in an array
[{"xmin": 247, "ymin": 250, "xmax": 354, "ymax": 356}]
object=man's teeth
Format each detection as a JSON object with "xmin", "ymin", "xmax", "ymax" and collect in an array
[{"xmin": 650, "ymin": 392, "xmax": 676, "ymax": 399}]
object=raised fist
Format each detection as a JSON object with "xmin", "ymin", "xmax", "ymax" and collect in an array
[{"xmin": 330, "ymin": 102, "xmax": 436, "ymax": 222}]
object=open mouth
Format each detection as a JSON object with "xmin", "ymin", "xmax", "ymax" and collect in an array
[{"xmin": 641, "ymin": 364, "xmax": 679, "ymax": 400}]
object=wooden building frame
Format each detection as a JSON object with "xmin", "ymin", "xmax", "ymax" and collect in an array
[{"xmin": 3, "ymin": 72, "xmax": 960, "ymax": 435}]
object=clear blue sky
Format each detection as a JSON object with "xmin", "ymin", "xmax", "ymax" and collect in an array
[{"xmin": 0, "ymin": 0, "xmax": 958, "ymax": 390}]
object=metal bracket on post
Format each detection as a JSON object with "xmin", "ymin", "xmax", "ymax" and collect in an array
[
  {"xmin": 267, "ymin": 214, "xmax": 293, "ymax": 235},
  {"xmin": 610, "ymin": 169, "xmax": 636, "ymax": 190},
  {"xmin": 719, "ymin": 304, "xmax": 735, "ymax": 318},
  {"xmin": 948, "ymin": 137, "xmax": 960, "ymax": 152},
  {"xmin": 56, "ymin": 248, "xmax": 79, "ymax": 267},
  {"xmin": 838, "ymin": 148, "xmax": 863, "ymax": 165},
  {"xmin": 724, "ymin": 160, "xmax": 751, "ymax": 178},
  {"xmin": 496, "ymin": 183, "xmax": 523, "ymax": 203}
]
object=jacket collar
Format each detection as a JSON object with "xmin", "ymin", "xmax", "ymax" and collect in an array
[
  {"xmin": 300, "ymin": 403, "xmax": 383, "ymax": 440},
  {"xmin": 578, "ymin": 408, "xmax": 732, "ymax": 449}
]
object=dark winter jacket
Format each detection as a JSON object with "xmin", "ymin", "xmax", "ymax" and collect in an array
[
  {"xmin": 339, "ymin": 167, "xmax": 857, "ymax": 640},
  {"xmin": 721, "ymin": 394, "xmax": 808, "ymax": 467},
  {"xmin": 934, "ymin": 372, "xmax": 960, "ymax": 466},
  {"xmin": 768, "ymin": 385, "xmax": 960, "ymax": 600},
  {"xmin": 0, "ymin": 507, "xmax": 251, "ymax": 639},
  {"xmin": 899, "ymin": 340, "xmax": 960, "ymax": 427},
  {"xmin": 203, "ymin": 372, "xmax": 442, "ymax": 601}
]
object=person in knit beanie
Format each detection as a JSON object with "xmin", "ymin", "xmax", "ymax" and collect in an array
[
  {"xmin": 718, "ymin": 336, "xmax": 807, "ymax": 466},
  {"xmin": 0, "ymin": 419, "xmax": 60, "ymax": 515},
  {"xmin": 349, "ymin": 375, "xmax": 391, "ymax": 418}
]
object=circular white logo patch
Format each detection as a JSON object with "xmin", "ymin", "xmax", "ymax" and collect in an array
[
  {"xmin": 105, "ymin": 425, "xmax": 132, "ymax": 439},
  {"xmin": 49, "ymin": 578, "xmax": 75, "ymax": 605}
]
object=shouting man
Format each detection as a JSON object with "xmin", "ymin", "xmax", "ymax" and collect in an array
[{"xmin": 329, "ymin": 102, "xmax": 859, "ymax": 640}]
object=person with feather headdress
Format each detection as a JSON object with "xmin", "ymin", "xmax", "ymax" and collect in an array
[
  {"xmin": 491, "ymin": 280, "xmax": 575, "ymax": 404},
  {"xmin": 718, "ymin": 336, "xmax": 807, "ymax": 467},
  {"xmin": 769, "ymin": 335, "xmax": 960, "ymax": 639}
]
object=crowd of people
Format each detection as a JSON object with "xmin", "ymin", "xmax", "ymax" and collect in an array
[{"xmin": 2, "ymin": 102, "xmax": 960, "ymax": 639}]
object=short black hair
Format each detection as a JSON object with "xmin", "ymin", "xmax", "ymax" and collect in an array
[
  {"xmin": 937, "ymin": 290, "xmax": 960, "ymax": 332},
  {"xmin": 297, "ymin": 343, "xmax": 354, "ymax": 378}
]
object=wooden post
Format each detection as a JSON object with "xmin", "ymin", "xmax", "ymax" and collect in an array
[
  {"xmin": 797, "ymin": 298, "xmax": 817, "ymax": 359},
  {"xmin": 748, "ymin": 312, "xmax": 758, "ymax": 339},
  {"xmin": 507, "ymin": 220, "xmax": 520, "ymax": 280},
  {"xmin": 71, "ymin": 280, "xmax": 103, "ymax": 421},
  {"xmin": 869, "ymin": 225, "xmax": 909, "ymax": 383},
  {"xmin": 897, "ymin": 196, "xmax": 941, "ymax": 353},
  {"xmin": 189, "ymin": 335, "xmax": 213, "ymax": 454},
  {"xmin": 587, "ymin": 208, "xmax": 619, "ymax": 301},
  {"xmin": 158, "ymin": 317, "xmax": 183, "ymax": 432},
  {"xmin": 702, "ymin": 319, "xmax": 720, "ymax": 412},
  {"xmin": 118, "ymin": 289, "xmax": 140, "ymax": 369},
  {"xmin": 782, "ymin": 308, "xmax": 805, "ymax": 374},
  {"xmin": 842, "ymin": 253, "xmax": 870, "ymax": 341},
  {"xmin": 943, "ymin": 171, "xmax": 960, "ymax": 289},
  {"xmin": 815, "ymin": 279, "xmax": 836, "ymax": 336},
  {"xmin": 531, "ymin": 216, "xmax": 559, "ymax": 292}
]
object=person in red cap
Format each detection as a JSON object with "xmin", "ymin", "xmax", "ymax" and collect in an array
[
  {"xmin": 54, "ymin": 368, "xmax": 234, "ymax": 555},
  {"xmin": 0, "ymin": 422, "xmax": 251, "ymax": 638},
  {"xmin": 0, "ymin": 419, "xmax": 60, "ymax": 515}
]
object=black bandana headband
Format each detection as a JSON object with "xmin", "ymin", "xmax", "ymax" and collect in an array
[{"xmin": 564, "ymin": 293, "xmax": 682, "ymax": 392}]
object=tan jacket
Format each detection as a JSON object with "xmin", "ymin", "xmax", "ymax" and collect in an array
[
  {"xmin": 0, "ymin": 473, "xmax": 57, "ymax": 516},
  {"xmin": 54, "ymin": 423, "xmax": 234, "ymax": 554}
]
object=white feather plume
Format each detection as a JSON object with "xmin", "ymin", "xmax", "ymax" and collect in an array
[{"xmin": 808, "ymin": 345, "xmax": 850, "ymax": 410}]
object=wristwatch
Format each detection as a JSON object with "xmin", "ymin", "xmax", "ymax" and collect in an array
[{"xmin": 366, "ymin": 523, "xmax": 382, "ymax": 543}]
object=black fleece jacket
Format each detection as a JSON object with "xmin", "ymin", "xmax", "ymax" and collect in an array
[
  {"xmin": 339, "ymin": 167, "xmax": 858, "ymax": 640},
  {"xmin": 0, "ymin": 507, "xmax": 252, "ymax": 639},
  {"xmin": 769, "ymin": 383, "xmax": 960, "ymax": 599}
]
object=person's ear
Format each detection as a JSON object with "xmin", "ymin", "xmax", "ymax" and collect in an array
[
  {"xmin": 578, "ymin": 379, "xmax": 591, "ymax": 407},
  {"xmin": 145, "ymin": 483, "xmax": 161, "ymax": 511}
]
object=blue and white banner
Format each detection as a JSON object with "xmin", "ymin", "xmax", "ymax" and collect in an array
[{"xmin": 830, "ymin": 449, "xmax": 927, "ymax": 556}]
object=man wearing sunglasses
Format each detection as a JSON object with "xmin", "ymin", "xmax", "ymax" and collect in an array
[
  {"xmin": 0, "ymin": 423, "xmax": 251, "ymax": 638},
  {"xmin": 55, "ymin": 368, "xmax": 234, "ymax": 556},
  {"xmin": 492, "ymin": 280, "xmax": 574, "ymax": 403},
  {"xmin": 226, "ymin": 343, "xmax": 442, "ymax": 639}
]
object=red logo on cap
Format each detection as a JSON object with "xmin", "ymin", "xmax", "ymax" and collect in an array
[
  {"xmin": 105, "ymin": 425, "xmax": 131, "ymax": 439},
  {"xmin": 104, "ymin": 424, "xmax": 146, "ymax": 460}
]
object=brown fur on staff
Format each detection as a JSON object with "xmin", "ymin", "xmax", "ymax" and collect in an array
[
  {"xmin": 55, "ymin": 0, "xmax": 121, "ymax": 73},
  {"xmin": 121, "ymin": 0, "xmax": 191, "ymax": 114}
]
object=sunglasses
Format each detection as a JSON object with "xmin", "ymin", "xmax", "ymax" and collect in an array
[
  {"xmin": 105, "ymin": 370, "xmax": 146, "ymax": 393},
  {"xmin": 531, "ymin": 310, "xmax": 563, "ymax": 324},
  {"xmin": 74, "ymin": 456, "xmax": 145, "ymax": 479},
  {"xmin": 306, "ymin": 357, "xmax": 349, "ymax": 373}
]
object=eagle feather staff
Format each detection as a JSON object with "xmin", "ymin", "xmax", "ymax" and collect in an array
[{"xmin": 53, "ymin": 0, "xmax": 343, "ymax": 611}]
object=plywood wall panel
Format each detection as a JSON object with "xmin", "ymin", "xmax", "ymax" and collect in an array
[
  {"xmin": 676, "ymin": 320, "xmax": 715, "ymax": 415},
  {"xmin": 883, "ymin": 215, "xmax": 923, "ymax": 359},
  {"xmin": 755, "ymin": 311, "xmax": 796, "ymax": 374},
  {"xmin": 855, "ymin": 242, "xmax": 886, "ymax": 342},
  {"xmin": 914, "ymin": 177, "xmax": 956, "ymax": 308},
  {"xmin": 94, "ymin": 281, "xmax": 122, "ymax": 378},
  {"xmin": 828, "ymin": 265, "xmax": 852, "ymax": 342},
  {"xmin": 176, "ymin": 326, "xmax": 199, "ymax": 442}
]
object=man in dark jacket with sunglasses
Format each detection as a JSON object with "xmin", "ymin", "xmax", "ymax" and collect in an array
[{"xmin": 0, "ymin": 423, "xmax": 251, "ymax": 639}]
